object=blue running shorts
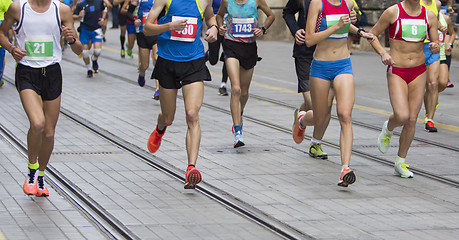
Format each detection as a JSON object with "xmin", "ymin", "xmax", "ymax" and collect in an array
[
  {"xmin": 310, "ymin": 58, "xmax": 353, "ymax": 81},
  {"xmin": 423, "ymin": 42, "xmax": 440, "ymax": 66},
  {"xmin": 79, "ymin": 26, "xmax": 103, "ymax": 45},
  {"xmin": 127, "ymin": 23, "xmax": 136, "ymax": 34}
]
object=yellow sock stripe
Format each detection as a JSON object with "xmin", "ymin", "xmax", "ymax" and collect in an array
[
  {"xmin": 38, "ymin": 170, "xmax": 45, "ymax": 177},
  {"xmin": 28, "ymin": 161, "xmax": 39, "ymax": 170}
]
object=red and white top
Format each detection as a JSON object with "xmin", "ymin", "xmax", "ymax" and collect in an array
[{"xmin": 388, "ymin": 2, "xmax": 429, "ymax": 42}]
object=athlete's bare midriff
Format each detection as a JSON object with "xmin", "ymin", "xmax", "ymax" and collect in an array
[
  {"xmin": 313, "ymin": 38, "xmax": 350, "ymax": 61},
  {"xmin": 389, "ymin": 38, "xmax": 425, "ymax": 68}
]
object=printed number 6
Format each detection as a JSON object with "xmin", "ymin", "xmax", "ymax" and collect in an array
[{"xmin": 412, "ymin": 25, "xmax": 417, "ymax": 36}]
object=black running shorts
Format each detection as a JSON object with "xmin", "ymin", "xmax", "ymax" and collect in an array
[
  {"xmin": 152, "ymin": 56, "xmax": 211, "ymax": 89},
  {"xmin": 222, "ymin": 39, "xmax": 258, "ymax": 70},
  {"xmin": 119, "ymin": 12, "xmax": 127, "ymax": 26},
  {"xmin": 136, "ymin": 32, "xmax": 157, "ymax": 49},
  {"xmin": 15, "ymin": 63, "xmax": 62, "ymax": 101},
  {"xmin": 295, "ymin": 57, "xmax": 312, "ymax": 93}
]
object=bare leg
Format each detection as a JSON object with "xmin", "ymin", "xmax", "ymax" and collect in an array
[{"xmin": 182, "ymin": 81, "xmax": 204, "ymax": 166}]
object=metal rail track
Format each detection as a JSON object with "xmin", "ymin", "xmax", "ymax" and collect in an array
[
  {"xmin": 1, "ymin": 76, "xmax": 311, "ymax": 240},
  {"xmin": 75, "ymin": 54, "xmax": 459, "ymax": 188},
  {"xmin": 0, "ymin": 121, "xmax": 139, "ymax": 240}
]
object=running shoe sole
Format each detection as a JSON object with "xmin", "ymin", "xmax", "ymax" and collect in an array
[
  {"xmin": 184, "ymin": 168, "xmax": 202, "ymax": 189},
  {"xmin": 338, "ymin": 170, "xmax": 356, "ymax": 187},
  {"xmin": 308, "ymin": 152, "xmax": 328, "ymax": 160},
  {"xmin": 36, "ymin": 188, "xmax": 49, "ymax": 197},
  {"xmin": 234, "ymin": 141, "xmax": 245, "ymax": 148}
]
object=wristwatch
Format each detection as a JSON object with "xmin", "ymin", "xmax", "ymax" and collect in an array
[
  {"xmin": 261, "ymin": 26, "xmax": 266, "ymax": 35},
  {"xmin": 357, "ymin": 28, "xmax": 365, "ymax": 37}
]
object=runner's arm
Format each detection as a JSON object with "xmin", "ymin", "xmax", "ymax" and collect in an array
[
  {"xmin": 369, "ymin": 7, "xmax": 396, "ymax": 66},
  {"xmin": 0, "ymin": 2, "xmax": 26, "ymax": 62},
  {"xmin": 60, "ymin": 3, "xmax": 83, "ymax": 55},
  {"xmin": 143, "ymin": 0, "xmax": 187, "ymax": 36}
]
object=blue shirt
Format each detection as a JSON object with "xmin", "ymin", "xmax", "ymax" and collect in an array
[
  {"xmin": 157, "ymin": 0, "xmax": 205, "ymax": 62},
  {"xmin": 74, "ymin": 0, "xmax": 105, "ymax": 31}
]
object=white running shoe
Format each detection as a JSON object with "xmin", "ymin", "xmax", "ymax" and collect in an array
[
  {"xmin": 394, "ymin": 157, "xmax": 414, "ymax": 178},
  {"xmin": 377, "ymin": 120, "xmax": 392, "ymax": 154},
  {"xmin": 233, "ymin": 132, "xmax": 245, "ymax": 148}
]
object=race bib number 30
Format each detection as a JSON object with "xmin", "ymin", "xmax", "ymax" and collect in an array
[
  {"xmin": 24, "ymin": 35, "xmax": 53, "ymax": 60},
  {"xmin": 171, "ymin": 16, "xmax": 198, "ymax": 42},
  {"xmin": 401, "ymin": 19, "xmax": 427, "ymax": 42},
  {"xmin": 232, "ymin": 18, "xmax": 254, "ymax": 38}
]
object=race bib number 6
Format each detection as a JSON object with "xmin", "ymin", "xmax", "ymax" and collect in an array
[
  {"xmin": 171, "ymin": 16, "xmax": 198, "ymax": 42},
  {"xmin": 232, "ymin": 18, "xmax": 254, "ymax": 38},
  {"xmin": 24, "ymin": 35, "xmax": 53, "ymax": 60}
]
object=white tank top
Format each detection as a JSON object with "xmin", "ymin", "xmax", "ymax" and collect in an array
[{"xmin": 15, "ymin": 0, "xmax": 62, "ymax": 68}]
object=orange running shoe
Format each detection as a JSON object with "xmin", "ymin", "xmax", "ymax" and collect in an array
[
  {"xmin": 184, "ymin": 166, "xmax": 202, "ymax": 189},
  {"xmin": 292, "ymin": 111, "xmax": 306, "ymax": 144},
  {"xmin": 36, "ymin": 176, "xmax": 49, "ymax": 197},
  {"xmin": 337, "ymin": 167, "xmax": 356, "ymax": 187},
  {"xmin": 147, "ymin": 126, "xmax": 166, "ymax": 153},
  {"xmin": 23, "ymin": 169, "xmax": 38, "ymax": 195}
]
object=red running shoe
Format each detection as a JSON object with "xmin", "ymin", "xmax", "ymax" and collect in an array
[
  {"xmin": 337, "ymin": 167, "xmax": 356, "ymax": 187},
  {"xmin": 292, "ymin": 111, "xmax": 306, "ymax": 144},
  {"xmin": 184, "ymin": 166, "xmax": 202, "ymax": 189},
  {"xmin": 23, "ymin": 174, "xmax": 38, "ymax": 196},
  {"xmin": 147, "ymin": 127, "xmax": 166, "ymax": 153},
  {"xmin": 36, "ymin": 176, "xmax": 49, "ymax": 197}
]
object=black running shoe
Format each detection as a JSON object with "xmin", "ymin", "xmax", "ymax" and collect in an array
[
  {"xmin": 87, "ymin": 70, "xmax": 93, "ymax": 78},
  {"xmin": 218, "ymin": 86, "xmax": 228, "ymax": 96},
  {"xmin": 425, "ymin": 121, "xmax": 438, "ymax": 132},
  {"xmin": 92, "ymin": 60, "xmax": 99, "ymax": 73}
]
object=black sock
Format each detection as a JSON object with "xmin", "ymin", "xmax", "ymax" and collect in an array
[
  {"xmin": 156, "ymin": 126, "xmax": 165, "ymax": 134},
  {"xmin": 188, "ymin": 164, "xmax": 195, "ymax": 167},
  {"xmin": 120, "ymin": 36, "xmax": 125, "ymax": 49}
]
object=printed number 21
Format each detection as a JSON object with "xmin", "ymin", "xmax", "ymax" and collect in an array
[{"xmin": 34, "ymin": 43, "xmax": 45, "ymax": 54}]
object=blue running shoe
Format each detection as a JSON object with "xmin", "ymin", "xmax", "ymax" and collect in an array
[{"xmin": 138, "ymin": 75, "xmax": 145, "ymax": 87}]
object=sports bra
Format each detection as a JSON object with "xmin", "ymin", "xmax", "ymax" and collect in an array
[{"xmin": 388, "ymin": 2, "xmax": 429, "ymax": 43}]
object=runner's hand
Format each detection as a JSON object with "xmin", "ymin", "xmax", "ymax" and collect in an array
[
  {"xmin": 10, "ymin": 47, "xmax": 27, "ymax": 62},
  {"xmin": 134, "ymin": 19, "xmax": 141, "ymax": 28},
  {"xmin": 62, "ymin": 25, "xmax": 75, "ymax": 43},
  {"xmin": 219, "ymin": 25, "xmax": 227, "ymax": 36},
  {"xmin": 205, "ymin": 27, "xmax": 217, "ymax": 43},
  {"xmin": 253, "ymin": 27, "xmax": 263, "ymax": 37},
  {"xmin": 350, "ymin": 11, "xmax": 357, "ymax": 24},
  {"xmin": 170, "ymin": 19, "xmax": 187, "ymax": 31},
  {"xmin": 337, "ymin": 15, "xmax": 349, "ymax": 29},
  {"xmin": 295, "ymin": 29, "xmax": 305, "ymax": 45},
  {"xmin": 381, "ymin": 52, "xmax": 395, "ymax": 66},
  {"xmin": 429, "ymin": 42, "xmax": 440, "ymax": 54}
]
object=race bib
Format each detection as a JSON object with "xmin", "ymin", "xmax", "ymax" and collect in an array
[
  {"xmin": 401, "ymin": 19, "xmax": 427, "ymax": 42},
  {"xmin": 142, "ymin": 12, "xmax": 148, "ymax": 25},
  {"xmin": 232, "ymin": 18, "xmax": 254, "ymax": 38},
  {"xmin": 170, "ymin": 16, "xmax": 197, "ymax": 42},
  {"xmin": 24, "ymin": 35, "xmax": 53, "ymax": 60},
  {"xmin": 438, "ymin": 30, "xmax": 445, "ymax": 45},
  {"xmin": 326, "ymin": 14, "xmax": 350, "ymax": 38}
]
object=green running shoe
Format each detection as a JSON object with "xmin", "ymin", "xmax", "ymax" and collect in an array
[
  {"xmin": 0, "ymin": 78, "xmax": 4, "ymax": 87},
  {"xmin": 121, "ymin": 49, "xmax": 125, "ymax": 58},
  {"xmin": 309, "ymin": 142, "xmax": 328, "ymax": 159},
  {"xmin": 127, "ymin": 49, "xmax": 133, "ymax": 58}
]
